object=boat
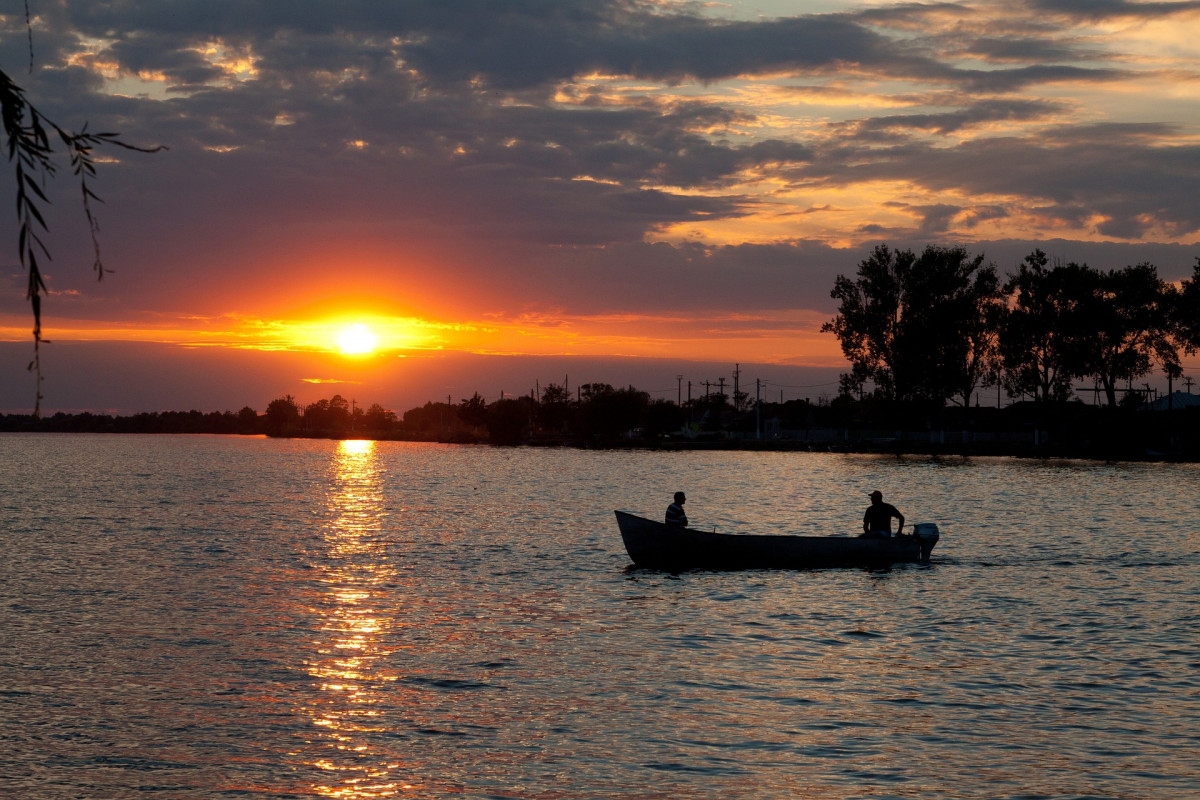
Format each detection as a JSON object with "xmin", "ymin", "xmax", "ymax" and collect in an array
[{"xmin": 614, "ymin": 510, "xmax": 939, "ymax": 571}]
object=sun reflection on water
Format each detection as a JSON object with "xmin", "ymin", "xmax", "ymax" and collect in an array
[{"xmin": 302, "ymin": 439, "xmax": 413, "ymax": 798}]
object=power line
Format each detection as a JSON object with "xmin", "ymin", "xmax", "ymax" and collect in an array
[{"xmin": 764, "ymin": 380, "xmax": 840, "ymax": 389}]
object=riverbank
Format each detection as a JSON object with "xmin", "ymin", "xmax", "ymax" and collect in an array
[{"xmin": 5, "ymin": 402, "xmax": 1198, "ymax": 463}]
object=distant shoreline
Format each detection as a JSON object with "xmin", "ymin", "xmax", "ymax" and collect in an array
[
  {"xmin": 5, "ymin": 393, "xmax": 1199, "ymax": 464},
  {"xmin": 4, "ymin": 425, "xmax": 1195, "ymax": 464}
]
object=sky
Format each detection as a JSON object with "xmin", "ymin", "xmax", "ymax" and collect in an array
[{"xmin": 2, "ymin": 0, "xmax": 1199, "ymax": 414}]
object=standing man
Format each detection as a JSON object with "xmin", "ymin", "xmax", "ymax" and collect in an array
[
  {"xmin": 665, "ymin": 491, "xmax": 688, "ymax": 528},
  {"xmin": 862, "ymin": 490, "xmax": 904, "ymax": 538}
]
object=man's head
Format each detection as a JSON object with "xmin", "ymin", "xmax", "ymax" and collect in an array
[
  {"xmin": 674, "ymin": 491, "xmax": 686, "ymax": 504},
  {"xmin": 870, "ymin": 490, "xmax": 883, "ymax": 502}
]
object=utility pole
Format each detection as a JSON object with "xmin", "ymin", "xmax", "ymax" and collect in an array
[
  {"xmin": 755, "ymin": 378, "xmax": 761, "ymax": 440},
  {"xmin": 687, "ymin": 381, "xmax": 693, "ymax": 438},
  {"xmin": 733, "ymin": 364, "xmax": 740, "ymax": 412},
  {"xmin": 676, "ymin": 374, "xmax": 684, "ymax": 433}
]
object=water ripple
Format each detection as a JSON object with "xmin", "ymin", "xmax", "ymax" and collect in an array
[{"xmin": 2, "ymin": 437, "xmax": 1199, "ymax": 798}]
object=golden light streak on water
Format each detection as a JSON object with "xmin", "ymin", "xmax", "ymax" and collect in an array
[{"xmin": 302, "ymin": 439, "xmax": 409, "ymax": 798}]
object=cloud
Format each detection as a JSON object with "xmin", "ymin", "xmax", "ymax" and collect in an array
[
  {"xmin": 1026, "ymin": 0, "xmax": 1200, "ymax": 21},
  {"xmin": 3, "ymin": 0, "xmax": 1199, "ymax": 367},
  {"xmin": 840, "ymin": 98, "xmax": 1065, "ymax": 135}
]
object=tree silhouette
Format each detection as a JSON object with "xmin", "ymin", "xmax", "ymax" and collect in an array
[
  {"xmin": 1000, "ymin": 251, "xmax": 1089, "ymax": 402},
  {"xmin": 823, "ymin": 244, "xmax": 1001, "ymax": 406},
  {"xmin": 236, "ymin": 406, "xmax": 260, "ymax": 434},
  {"xmin": 458, "ymin": 393, "xmax": 488, "ymax": 427},
  {"xmin": 3, "ymin": 30, "xmax": 164, "ymax": 413},
  {"xmin": 822, "ymin": 244, "xmax": 910, "ymax": 399},
  {"xmin": 1077, "ymin": 263, "xmax": 1174, "ymax": 407},
  {"xmin": 362, "ymin": 403, "xmax": 397, "ymax": 431},
  {"xmin": 487, "ymin": 397, "xmax": 531, "ymax": 445},
  {"xmin": 265, "ymin": 396, "xmax": 301, "ymax": 436},
  {"xmin": 537, "ymin": 382, "xmax": 572, "ymax": 433},
  {"xmin": 1174, "ymin": 259, "xmax": 1200, "ymax": 339},
  {"xmin": 896, "ymin": 245, "xmax": 1002, "ymax": 407}
]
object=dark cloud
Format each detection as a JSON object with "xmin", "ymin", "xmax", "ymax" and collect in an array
[
  {"xmin": 391, "ymin": 12, "xmax": 908, "ymax": 89},
  {"xmin": 2, "ymin": 0, "xmax": 1197, "ymax": 335},
  {"xmin": 955, "ymin": 64, "xmax": 1126, "ymax": 92},
  {"xmin": 794, "ymin": 122, "xmax": 1200, "ymax": 242},
  {"xmin": 1026, "ymin": 0, "xmax": 1200, "ymax": 21},
  {"xmin": 844, "ymin": 98, "xmax": 1065, "ymax": 136},
  {"xmin": 45, "ymin": 0, "xmax": 1121, "ymax": 96},
  {"xmin": 965, "ymin": 36, "xmax": 1091, "ymax": 64},
  {"xmin": 912, "ymin": 204, "xmax": 964, "ymax": 236}
]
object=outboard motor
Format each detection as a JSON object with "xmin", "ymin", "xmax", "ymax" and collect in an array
[{"xmin": 911, "ymin": 522, "xmax": 940, "ymax": 562}]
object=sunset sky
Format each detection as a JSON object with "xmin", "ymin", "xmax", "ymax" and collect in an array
[{"xmin": 3, "ymin": 0, "xmax": 1199, "ymax": 414}]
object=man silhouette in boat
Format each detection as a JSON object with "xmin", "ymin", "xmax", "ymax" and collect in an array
[
  {"xmin": 665, "ymin": 491, "xmax": 688, "ymax": 527},
  {"xmin": 862, "ymin": 490, "xmax": 904, "ymax": 538}
]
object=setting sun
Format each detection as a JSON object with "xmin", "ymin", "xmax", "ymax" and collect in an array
[{"xmin": 336, "ymin": 324, "xmax": 378, "ymax": 355}]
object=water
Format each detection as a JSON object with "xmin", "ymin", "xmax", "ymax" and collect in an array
[{"xmin": 2, "ymin": 434, "xmax": 1198, "ymax": 799}]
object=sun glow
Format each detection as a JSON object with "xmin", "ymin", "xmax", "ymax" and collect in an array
[{"xmin": 336, "ymin": 324, "xmax": 378, "ymax": 355}]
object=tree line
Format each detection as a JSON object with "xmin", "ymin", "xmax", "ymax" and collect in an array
[
  {"xmin": 260, "ymin": 385, "xmax": 687, "ymax": 445},
  {"xmin": 823, "ymin": 244, "xmax": 1200, "ymax": 409},
  {"xmin": 0, "ymin": 384, "xmax": 807, "ymax": 444},
  {"xmin": 7, "ymin": 378, "xmax": 1199, "ymax": 459}
]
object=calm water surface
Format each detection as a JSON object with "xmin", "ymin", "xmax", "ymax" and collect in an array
[{"xmin": 2, "ymin": 434, "xmax": 1198, "ymax": 799}]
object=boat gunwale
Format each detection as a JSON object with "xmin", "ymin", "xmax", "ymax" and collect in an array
[{"xmin": 614, "ymin": 509, "xmax": 937, "ymax": 571}]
